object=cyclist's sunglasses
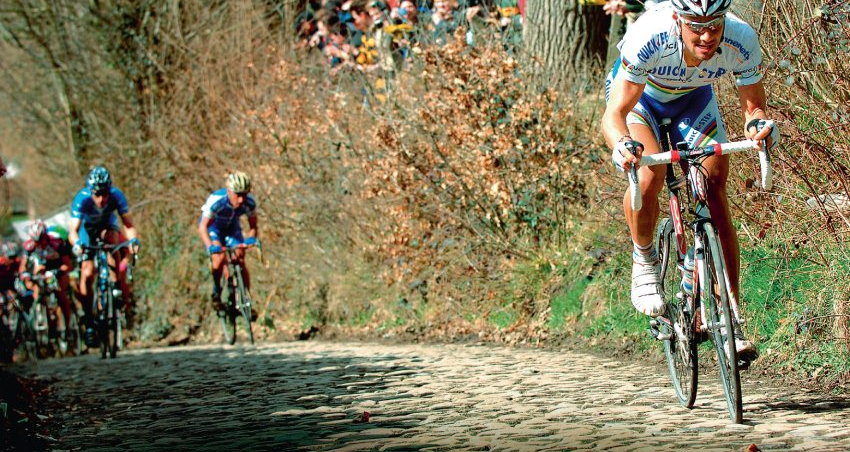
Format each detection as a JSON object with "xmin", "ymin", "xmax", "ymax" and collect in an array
[
  {"xmin": 679, "ymin": 14, "xmax": 725, "ymax": 34},
  {"xmin": 93, "ymin": 189, "xmax": 110, "ymax": 196}
]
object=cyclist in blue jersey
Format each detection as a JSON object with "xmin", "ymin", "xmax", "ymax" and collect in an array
[
  {"xmin": 602, "ymin": 0, "xmax": 780, "ymax": 360},
  {"xmin": 198, "ymin": 172, "xmax": 259, "ymax": 312},
  {"xmin": 68, "ymin": 166, "xmax": 140, "ymax": 345}
]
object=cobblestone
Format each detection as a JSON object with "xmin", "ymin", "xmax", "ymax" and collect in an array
[{"xmin": 21, "ymin": 341, "xmax": 850, "ymax": 451}]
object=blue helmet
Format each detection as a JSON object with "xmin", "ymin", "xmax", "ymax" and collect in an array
[{"xmin": 86, "ymin": 166, "xmax": 112, "ymax": 192}]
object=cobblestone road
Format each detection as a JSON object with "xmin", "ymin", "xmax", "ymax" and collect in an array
[{"xmin": 22, "ymin": 341, "xmax": 850, "ymax": 451}]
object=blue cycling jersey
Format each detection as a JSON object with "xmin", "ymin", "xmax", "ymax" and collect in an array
[
  {"xmin": 199, "ymin": 188, "xmax": 257, "ymax": 232},
  {"xmin": 71, "ymin": 186, "xmax": 130, "ymax": 230}
]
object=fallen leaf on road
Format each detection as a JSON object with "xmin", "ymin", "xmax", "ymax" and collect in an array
[{"xmin": 352, "ymin": 411, "xmax": 370, "ymax": 423}]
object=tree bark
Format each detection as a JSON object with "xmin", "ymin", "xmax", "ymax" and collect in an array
[{"xmin": 522, "ymin": 0, "xmax": 610, "ymax": 86}]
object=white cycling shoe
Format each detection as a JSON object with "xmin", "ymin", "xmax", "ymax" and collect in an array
[{"xmin": 631, "ymin": 258, "xmax": 665, "ymax": 317}]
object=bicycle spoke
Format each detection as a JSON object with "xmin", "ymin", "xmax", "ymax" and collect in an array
[{"xmin": 703, "ymin": 225, "xmax": 743, "ymax": 423}]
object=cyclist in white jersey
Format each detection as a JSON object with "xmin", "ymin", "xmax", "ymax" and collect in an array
[{"xmin": 601, "ymin": 0, "xmax": 780, "ymax": 360}]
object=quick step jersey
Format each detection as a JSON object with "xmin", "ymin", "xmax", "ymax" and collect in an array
[{"xmin": 615, "ymin": 4, "xmax": 763, "ymax": 103}]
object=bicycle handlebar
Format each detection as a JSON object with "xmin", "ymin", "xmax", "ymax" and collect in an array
[
  {"xmin": 629, "ymin": 139, "xmax": 773, "ymax": 211},
  {"xmin": 82, "ymin": 239, "xmax": 138, "ymax": 253}
]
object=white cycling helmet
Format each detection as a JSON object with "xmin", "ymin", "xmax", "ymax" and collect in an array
[
  {"xmin": 28, "ymin": 220, "xmax": 47, "ymax": 241},
  {"xmin": 226, "ymin": 171, "xmax": 252, "ymax": 193},
  {"xmin": 670, "ymin": 0, "xmax": 731, "ymax": 16}
]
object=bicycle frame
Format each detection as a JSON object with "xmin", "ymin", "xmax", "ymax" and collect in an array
[{"xmin": 658, "ymin": 140, "xmax": 745, "ymax": 334}]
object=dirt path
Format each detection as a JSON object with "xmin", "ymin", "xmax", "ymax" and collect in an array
[{"xmin": 17, "ymin": 341, "xmax": 850, "ymax": 451}]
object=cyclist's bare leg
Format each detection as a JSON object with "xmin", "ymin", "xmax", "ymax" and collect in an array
[
  {"xmin": 700, "ymin": 154, "xmax": 740, "ymax": 301},
  {"xmin": 102, "ymin": 229, "xmax": 128, "ymax": 296},
  {"xmin": 622, "ymin": 123, "xmax": 665, "ymax": 246},
  {"xmin": 209, "ymin": 240, "xmax": 226, "ymax": 292},
  {"xmin": 78, "ymin": 260, "xmax": 95, "ymax": 316},
  {"xmin": 233, "ymin": 248, "xmax": 250, "ymax": 291},
  {"xmin": 57, "ymin": 273, "xmax": 72, "ymax": 327}
]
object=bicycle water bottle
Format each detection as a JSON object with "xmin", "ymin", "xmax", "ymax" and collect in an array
[{"xmin": 681, "ymin": 247, "xmax": 695, "ymax": 295}]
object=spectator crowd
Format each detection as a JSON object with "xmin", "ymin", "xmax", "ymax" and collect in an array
[{"xmin": 293, "ymin": 0, "xmax": 526, "ymax": 75}]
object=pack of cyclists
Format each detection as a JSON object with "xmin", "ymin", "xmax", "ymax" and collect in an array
[{"xmin": 0, "ymin": 166, "xmax": 261, "ymax": 361}]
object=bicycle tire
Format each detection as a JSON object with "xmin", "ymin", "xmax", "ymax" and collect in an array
[
  {"xmin": 235, "ymin": 270, "xmax": 254, "ymax": 345},
  {"xmin": 702, "ymin": 224, "xmax": 743, "ymax": 423},
  {"xmin": 15, "ymin": 309, "xmax": 38, "ymax": 361},
  {"xmin": 98, "ymin": 288, "xmax": 112, "ymax": 359},
  {"xmin": 657, "ymin": 218, "xmax": 698, "ymax": 408},
  {"xmin": 65, "ymin": 310, "xmax": 82, "ymax": 357},
  {"xmin": 33, "ymin": 301, "xmax": 50, "ymax": 359},
  {"xmin": 220, "ymin": 282, "xmax": 237, "ymax": 345},
  {"xmin": 108, "ymin": 284, "xmax": 118, "ymax": 358}
]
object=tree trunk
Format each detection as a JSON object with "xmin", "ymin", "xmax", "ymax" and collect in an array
[{"xmin": 522, "ymin": 0, "xmax": 610, "ymax": 85}]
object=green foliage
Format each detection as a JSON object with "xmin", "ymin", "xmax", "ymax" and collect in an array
[
  {"xmin": 489, "ymin": 307, "xmax": 518, "ymax": 330},
  {"xmin": 548, "ymin": 277, "xmax": 588, "ymax": 330}
]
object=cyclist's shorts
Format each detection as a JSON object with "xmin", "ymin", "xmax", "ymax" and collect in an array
[
  {"xmin": 78, "ymin": 223, "xmax": 122, "ymax": 262},
  {"xmin": 606, "ymin": 58, "xmax": 728, "ymax": 148},
  {"xmin": 207, "ymin": 224, "xmax": 245, "ymax": 248}
]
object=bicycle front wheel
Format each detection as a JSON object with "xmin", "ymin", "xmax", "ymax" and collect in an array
[
  {"xmin": 32, "ymin": 302, "xmax": 50, "ymax": 359},
  {"xmin": 65, "ymin": 310, "xmax": 82, "ymax": 357},
  {"xmin": 219, "ymin": 306, "xmax": 236, "ymax": 345},
  {"xmin": 702, "ymin": 223, "xmax": 742, "ymax": 423},
  {"xmin": 657, "ymin": 218, "xmax": 698, "ymax": 408},
  {"xmin": 235, "ymin": 271, "xmax": 254, "ymax": 345},
  {"xmin": 15, "ymin": 310, "xmax": 38, "ymax": 362}
]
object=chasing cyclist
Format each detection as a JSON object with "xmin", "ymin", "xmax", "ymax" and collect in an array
[
  {"xmin": 602, "ymin": 0, "xmax": 779, "ymax": 360},
  {"xmin": 19, "ymin": 220, "xmax": 75, "ymax": 340},
  {"xmin": 69, "ymin": 166, "xmax": 140, "ymax": 346},
  {"xmin": 198, "ymin": 172, "xmax": 259, "ymax": 314}
]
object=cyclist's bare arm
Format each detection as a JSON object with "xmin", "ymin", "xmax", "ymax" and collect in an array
[
  {"xmin": 198, "ymin": 216, "xmax": 214, "ymax": 249},
  {"xmin": 737, "ymin": 81, "xmax": 771, "ymax": 142},
  {"xmin": 69, "ymin": 218, "xmax": 82, "ymax": 247},
  {"xmin": 602, "ymin": 77, "xmax": 648, "ymax": 169},
  {"xmin": 602, "ymin": 78, "xmax": 646, "ymax": 145},
  {"xmin": 119, "ymin": 212, "xmax": 138, "ymax": 241},
  {"xmin": 246, "ymin": 215, "xmax": 259, "ymax": 242}
]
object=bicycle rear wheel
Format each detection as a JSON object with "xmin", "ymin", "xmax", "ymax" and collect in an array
[
  {"xmin": 657, "ymin": 218, "xmax": 698, "ymax": 408},
  {"xmin": 702, "ymin": 224, "xmax": 743, "ymax": 423},
  {"xmin": 235, "ymin": 271, "xmax": 254, "ymax": 345}
]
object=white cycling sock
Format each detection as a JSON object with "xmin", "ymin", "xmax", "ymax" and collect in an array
[{"xmin": 632, "ymin": 240, "xmax": 657, "ymax": 263}]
